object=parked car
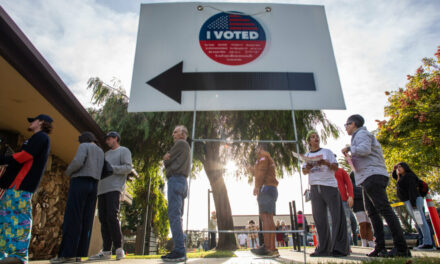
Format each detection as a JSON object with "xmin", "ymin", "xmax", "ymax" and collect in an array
[{"xmin": 383, "ymin": 225, "xmax": 418, "ymax": 248}]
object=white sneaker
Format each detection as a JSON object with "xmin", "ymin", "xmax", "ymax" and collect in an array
[
  {"xmin": 115, "ymin": 248, "xmax": 125, "ymax": 260},
  {"xmin": 88, "ymin": 250, "xmax": 112, "ymax": 261},
  {"xmin": 361, "ymin": 239, "xmax": 367, "ymax": 247},
  {"xmin": 367, "ymin": 241, "xmax": 375, "ymax": 248}
]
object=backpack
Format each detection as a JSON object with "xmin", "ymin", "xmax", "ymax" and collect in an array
[{"xmin": 418, "ymin": 178, "xmax": 429, "ymax": 197}]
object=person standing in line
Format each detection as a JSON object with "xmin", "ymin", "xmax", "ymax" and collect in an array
[
  {"xmin": 249, "ymin": 143, "xmax": 279, "ymax": 257},
  {"xmin": 237, "ymin": 233, "xmax": 248, "ymax": 249},
  {"xmin": 89, "ymin": 131, "xmax": 132, "ymax": 261},
  {"xmin": 334, "ymin": 167, "xmax": 355, "ymax": 248},
  {"xmin": 302, "ymin": 131, "xmax": 348, "ymax": 257},
  {"xmin": 51, "ymin": 132, "xmax": 104, "ymax": 263},
  {"xmin": 297, "ymin": 211, "xmax": 304, "ymax": 246},
  {"xmin": 160, "ymin": 126, "xmax": 191, "ymax": 262},
  {"xmin": 281, "ymin": 221, "xmax": 289, "ymax": 247},
  {"xmin": 275, "ymin": 220, "xmax": 284, "ymax": 247},
  {"xmin": 350, "ymin": 172, "xmax": 374, "ymax": 247},
  {"xmin": 350, "ymin": 209, "xmax": 358, "ymax": 246},
  {"xmin": 247, "ymin": 220, "xmax": 258, "ymax": 248},
  {"xmin": 0, "ymin": 114, "xmax": 52, "ymax": 264},
  {"xmin": 208, "ymin": 211, "xmax": 217, "ymax": 250},
  {"xmin": 342, "ymin": 114, "xmax": 409, "ymax": 257},
  {"xmin": 392, "ymin": 162, "xmax": 434, "ymax": 250}
]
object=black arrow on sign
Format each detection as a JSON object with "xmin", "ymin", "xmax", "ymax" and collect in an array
[{"xmin": 147, "ymin": 61, "xmax": 316, "ymax": 104}]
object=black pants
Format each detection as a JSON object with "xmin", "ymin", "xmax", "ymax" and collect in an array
[
  {"xmin": 362, "ymin": 175, "xmax": 407, "ymax": 251},
  {"xmin": 209, "ymin": 232, "xmax": 216, "ymax": 249},
  {"xmin": 311, "ymin": 185, "xmax": 349, "ymax": 255},
  {"xmin": 59, "ymin": 177, "xmax": 98, "ymax": 257},
  {"xmin": 98, "ymin": 191, "xmax": 122, "ymax": 251}
]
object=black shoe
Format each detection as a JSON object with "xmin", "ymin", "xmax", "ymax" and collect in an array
[
  {"xmin": 310, "ymin": 251, "xmax": 330, "ymax": 257},
  {"xmin": 250, "ymin": 246, "xmax": 269, "ymax": 256},
  {"xmin": 414, "ymin": 244, "xmax": 434, "ymax": 250},
  {"xmin": 387, "ymin": 247, "xmax": 411, "ymax": 258},
  {"xmin": 367, "ymin": 247, "xmax": 388, "ymax": 257},
  {"xmin": 332, "ymin": 251, "xmax": 348, "ymax": 257},
  {"xmin": 161, "ymin": 251, "xmax": 186, "ymax": 262}
]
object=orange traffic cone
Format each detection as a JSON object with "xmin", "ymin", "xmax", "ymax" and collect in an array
[
  {"xmin": 426, "ymin": 193, "xmax": 440, "ymax": 247},
  {"xmin": 313, "ymin": 230, "xmax": 317, "ymax": 246}
]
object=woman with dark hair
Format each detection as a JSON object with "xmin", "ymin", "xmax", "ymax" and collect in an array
[
  {"xmin": 392, "ymin": 162, "xmax": 433, "ymax": 250},
  {"xmin": 51, "ymin": 132, "xmax": 105, "ymax": 263}
]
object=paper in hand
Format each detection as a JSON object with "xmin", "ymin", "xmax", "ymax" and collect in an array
[{"xmin": 292, "ymin": 151, "xmax": 323, "ymax": 164}]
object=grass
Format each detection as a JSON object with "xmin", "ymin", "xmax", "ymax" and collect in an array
[
  {"xmin": 124, "ymin": 250, "xmax": 236, "ymax": 259},
  {"xmin": 361, "ymin": 258, "xmax": 440, "ymax": 264},
  {"xmin": 319, "ymin": 257, "xmax": 440, "ymax": 264}
]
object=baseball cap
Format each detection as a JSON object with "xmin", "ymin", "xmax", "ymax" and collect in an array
[
  {"xmin": 105, "ymin": 131, "xmax": 121, "ymax": 140},
  {"xmin": 27, "ymin": 114, "xmax": 53, "ymax": 123}
]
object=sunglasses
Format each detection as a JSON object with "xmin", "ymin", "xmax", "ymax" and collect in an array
[{"xmin": 344, "ymin": 122, "xmax": 353, "ymax": 128}]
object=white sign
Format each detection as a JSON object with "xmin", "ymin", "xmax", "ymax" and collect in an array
[{"xmin": 128, "ymin": 2, "xmax": 346, "ymax": 112}]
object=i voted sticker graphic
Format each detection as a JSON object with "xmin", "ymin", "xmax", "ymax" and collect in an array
[{"xmin": 199, "ymin": 12, "xmax": 266, "ymax": 66}]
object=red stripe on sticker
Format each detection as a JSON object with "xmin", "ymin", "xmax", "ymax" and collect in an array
[
  {"xmin": 229, "ymin": 27, "xmax": 258, "ymax": 30},
  {"xmin": 229, "ymin": 23, "xmax": 255, "ymax": 26},
  {"xmin": 229, "ymin": 19, "xmax": 250, "ymax": 22}
]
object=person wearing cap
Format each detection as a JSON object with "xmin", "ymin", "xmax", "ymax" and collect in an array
[
  {"xmin": 302, "ymin": 130, "xmax": 348, "ymax": 257},
  {"xmin": 89, "ymin": 131, "xmax": 132, "ymax": 261},
  {"xmin": 0, "ymin": 114, "xmax": 52, "ymax": 264},
  {"xmin": 50, "ymin": 132, "xmax": 104, "ymax": 264},
  {"xmin": 342, "ymin": 114, "xmax": 409, "ymax": 257},
  {"xmin": 249, "ymin": 143, "xmax": 279, "ymax": 257},
  {"xmin": 161, "ymin": 125, "xmax": 191, "ymax": 262}
]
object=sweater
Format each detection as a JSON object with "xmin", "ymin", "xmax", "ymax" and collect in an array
[
  {"xmin": 334, "ymin": 168, "xmax": 354, "ymax": 201},
  {"xmin": 65, "ymin": 142, "xmax": 104, "ymax": 180},
  {"xmin": 164, "ymin": 139, "xmax": 191, "ymax": 178},
  {"xmin": 97, "ymin": 146, "xmax": 132, "ymax": 195},
  {"xmin": 350, "ymin": 127, "xmax": 389, "ymax": 185},
  {"xmin": 393, "ymin": 170, "xmax": 420, "ymax": 207},
  {"xmin": 0, "ymin": 131, "xmax": 50, "ymax": 193},
  {"xmin": 253, "ymin": 151, "xmax": 278, "ymax": 190}
]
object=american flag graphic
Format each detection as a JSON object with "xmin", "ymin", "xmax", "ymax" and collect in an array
[{"xmin": 207, "ymin": 14, "xmax": 258, "ymax": 31}]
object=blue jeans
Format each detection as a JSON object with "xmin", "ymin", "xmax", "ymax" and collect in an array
[
  {"xmin": 404, "ymin": 197, "xmax": 433, "ymax": 246},
  {"xmin": 167, "ymin": 175, "xmax": 188, "ymax": 254},
  {"xmin": 342, "ymin": 201, "xmax": 353, "ymax": 245}
]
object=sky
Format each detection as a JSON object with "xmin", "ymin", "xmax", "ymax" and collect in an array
[{"xmin": 1, "ymin": 0, "xmax": 439, "ymax": 230}]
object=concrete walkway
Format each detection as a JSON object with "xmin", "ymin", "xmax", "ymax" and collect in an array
[{"xmin": 31, "ymin": 247, "xmax": 440, "ymax": 264}]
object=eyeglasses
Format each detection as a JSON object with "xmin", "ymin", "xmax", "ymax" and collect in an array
[{"xmin": 344, "ymin": 122, "xmax": 353, "ymax": 128}]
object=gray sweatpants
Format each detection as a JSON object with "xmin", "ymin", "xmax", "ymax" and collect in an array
[{"xmin": 311, "ymin": 185, "xmax": 349, "ymax": 255}]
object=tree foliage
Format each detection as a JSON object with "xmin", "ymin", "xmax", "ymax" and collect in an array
[
  {"xmin": 87, "ymin": 78, "xmax": 171, "ymax": 242},
  {"xmin": 377, "ymin": 46, "xmax": 440, "ymax": 196}
]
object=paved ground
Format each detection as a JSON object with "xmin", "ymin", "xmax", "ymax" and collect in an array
[{"xmin": 31, "ymin": 247, "xmax": 440, "ymax": 264}]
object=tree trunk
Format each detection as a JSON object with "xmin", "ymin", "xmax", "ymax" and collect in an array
[
  {"xmin": 202, "ymin": 141, "xmax": 237, "ymax": 250},
  {"xmin": 205, "ymin": 167, "xmax": 237, "ymax": 250}
]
